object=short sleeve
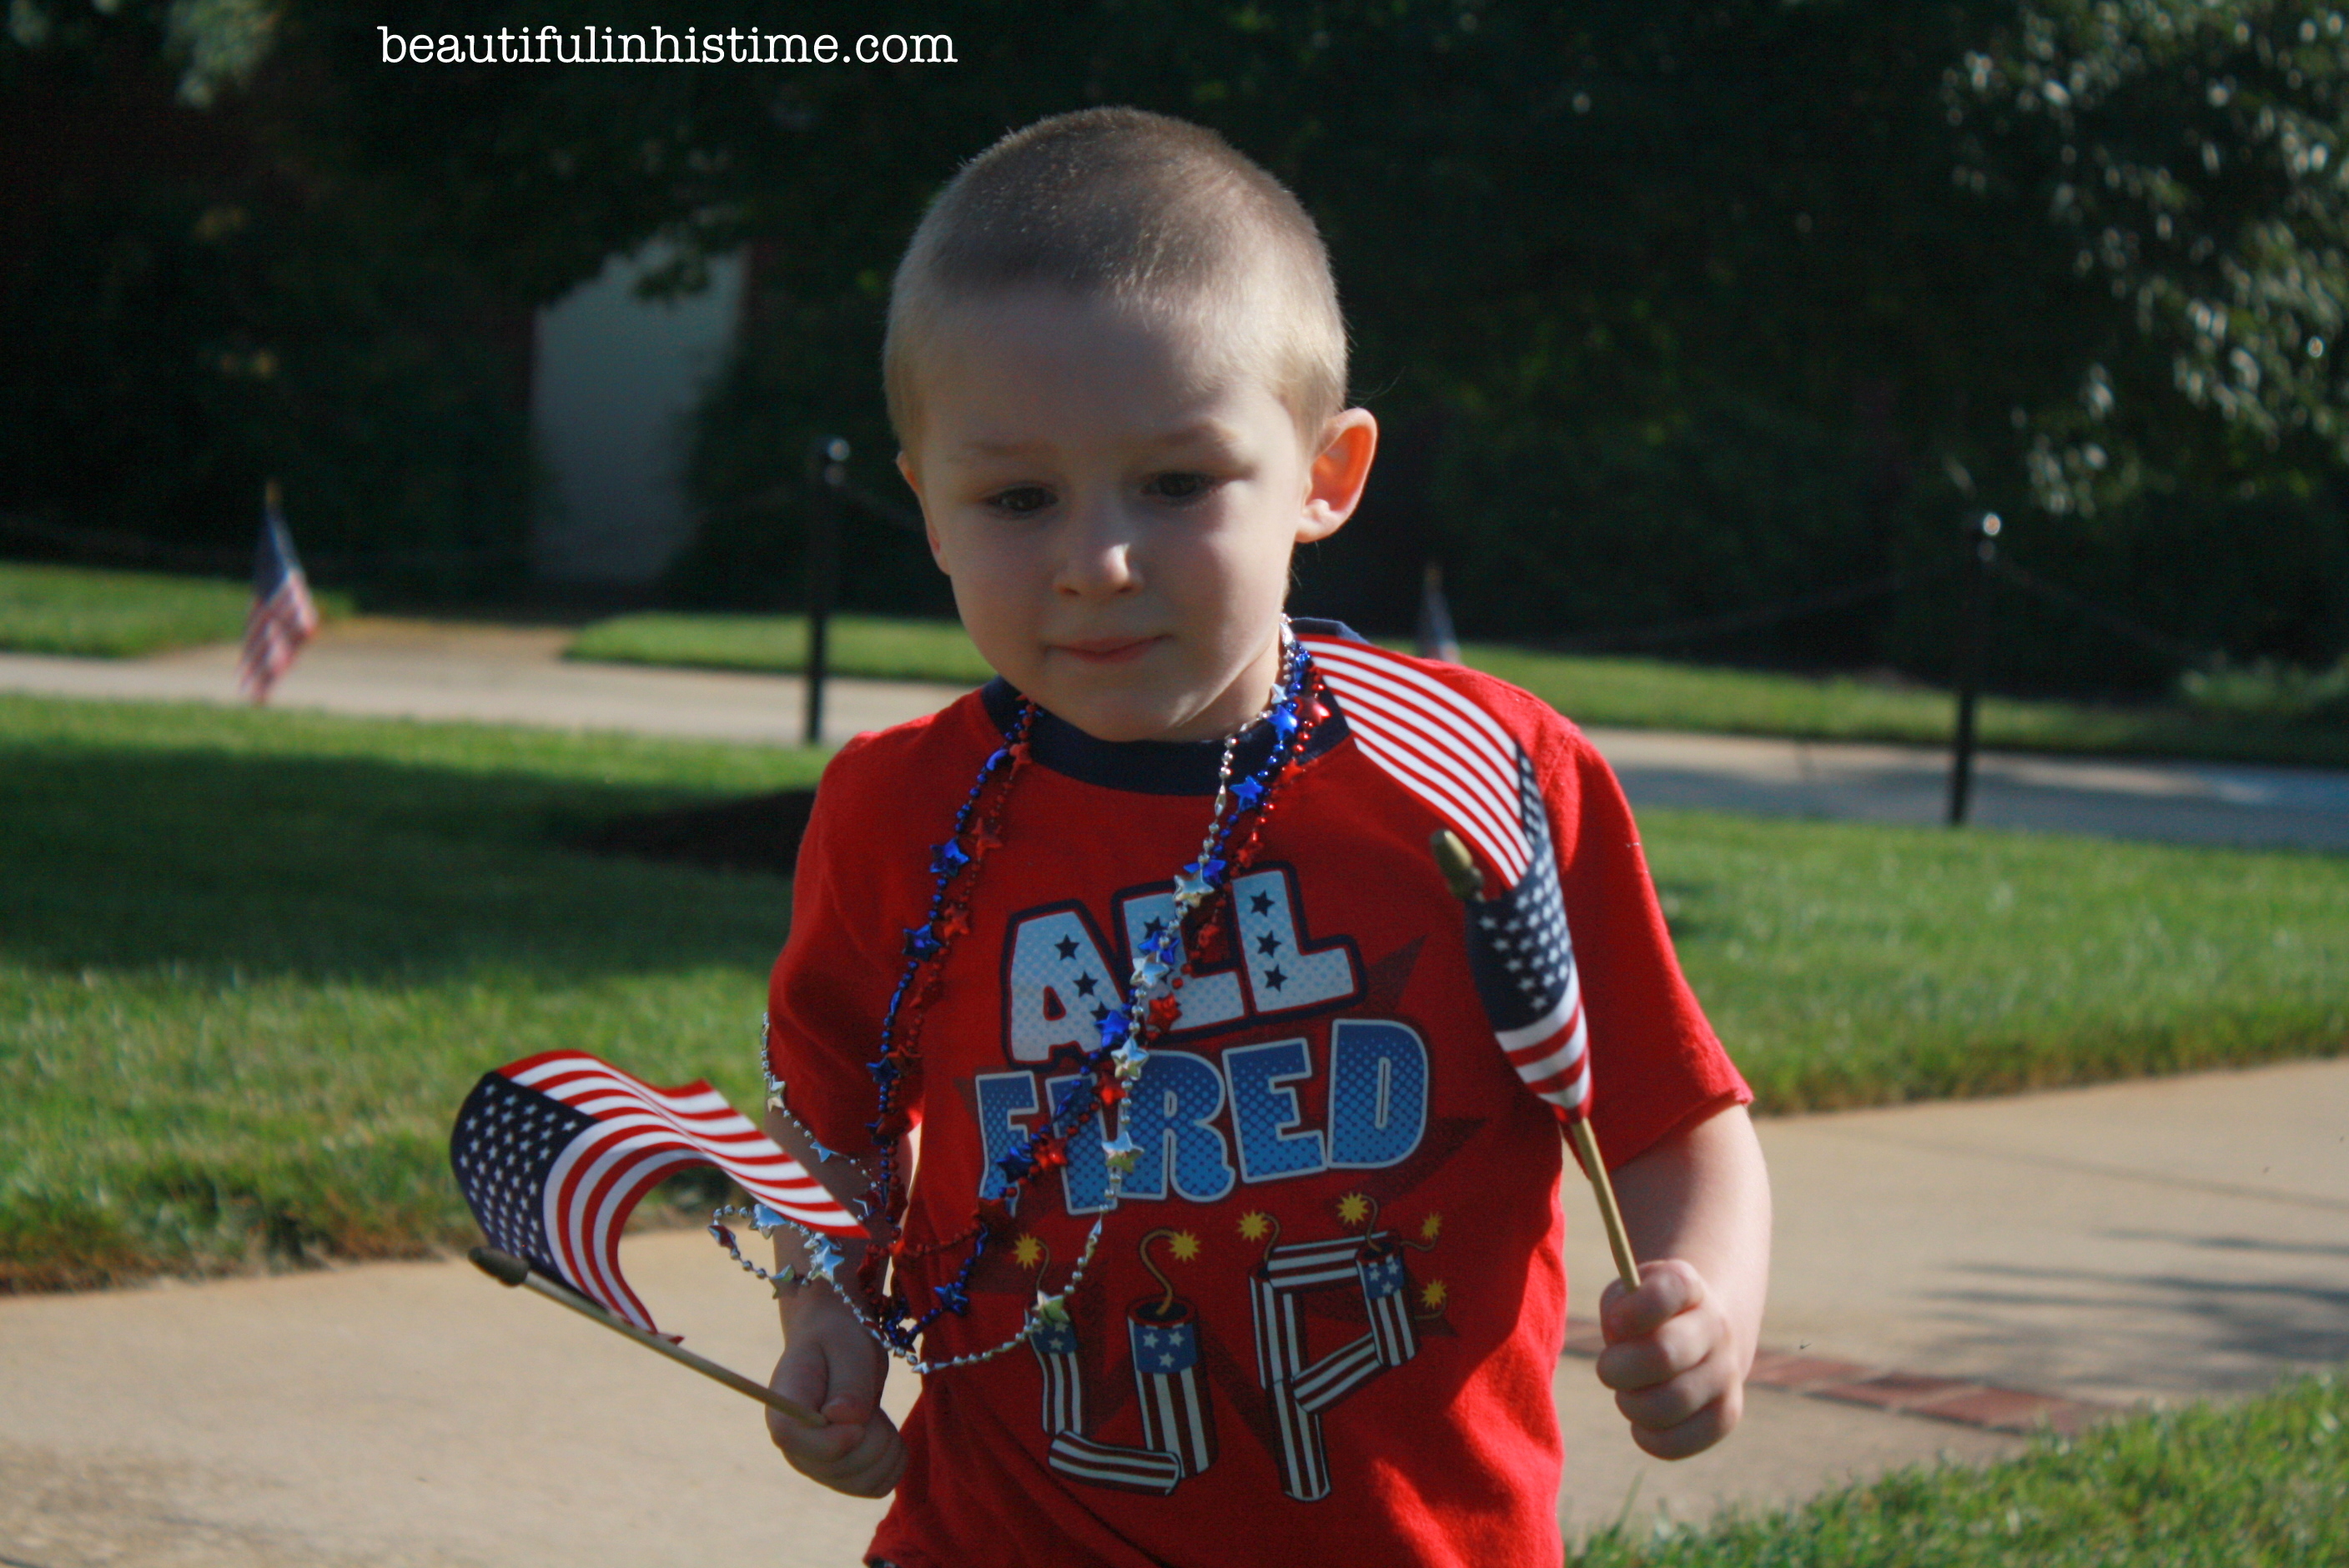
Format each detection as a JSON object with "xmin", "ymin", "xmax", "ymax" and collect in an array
[
  {"xmin": 1534, "ymin": 721, "xmax": 1750, "ymax": 1169},
  {"xmin": 764, "ymin": 736, "xmax": 900, "ymax": 1156}
]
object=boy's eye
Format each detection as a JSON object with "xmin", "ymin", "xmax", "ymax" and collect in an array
[
  {"xmin": 1144, "ymin": 471, "xmax": 1218, "ymax": 503},
  {"xmin": 983, "ymin": 485, "xmax": 1055, "ymax": 515}
]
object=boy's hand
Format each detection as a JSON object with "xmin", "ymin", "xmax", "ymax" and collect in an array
[
  {"xmin": 1593, "ymin": 1258, "xmax": 1746, "ymax": 1460},
  {"xmin": 767, "ymin": 1294, "xmax": 906, "ymax": 1496}
]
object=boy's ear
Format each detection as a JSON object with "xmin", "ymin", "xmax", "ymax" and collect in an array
[
  {"xmin": 1297, "ymin": 409, "xmax": 1378, "ymax": 545},
  {"xmin": 898, "ymin": 450, "xmax": 948, "ymax": 566}
]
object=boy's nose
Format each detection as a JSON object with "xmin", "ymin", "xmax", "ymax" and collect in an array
[{"xmin": 1052, "ymin": 505, "xmax": 1144, "ymax": 596}]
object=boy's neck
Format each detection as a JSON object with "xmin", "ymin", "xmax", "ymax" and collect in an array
[{"xmin": 979, "ymin": 619, "xmax": 1360, "ymax": 796}]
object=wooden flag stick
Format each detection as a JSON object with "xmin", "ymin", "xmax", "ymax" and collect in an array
[
  {"xmin": 1430, "ymin": 830, "xmax": 1641, "ymax": 1293},
  {"xmin": 468, "ymin": 1246, "xmax": 824, "ymax": 1428},
  {"xmin": 1567, "ymin": 1117, "xmax": 1642, "ymax": 1293}
]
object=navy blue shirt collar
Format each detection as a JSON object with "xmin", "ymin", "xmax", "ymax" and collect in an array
[{"xmin": 978, "ymin": 619, "xmax": 1361, "ymax": 795}]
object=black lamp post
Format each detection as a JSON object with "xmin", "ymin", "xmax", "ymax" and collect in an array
[
  {"xmin": 1946, "ymin": 510, "xmax": 2001, "ymax": 827},
  {"xmin": 803, "ymin": 436, "xmax": 848, "ymax": 746}
]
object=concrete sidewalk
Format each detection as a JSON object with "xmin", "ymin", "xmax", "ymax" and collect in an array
[
  {"xmin": 0, "ymin": 619, "xmax": 967, "ymax": 750},
  {"xmin": 3, "ymin": 616, "xmax": 2344, "ymax": 849},
  {"xmin": 1598, "ymin": 726, "xmax": 2349, "ymax": 852},
  {"xmin": 4, "ymin": 1060, "xmax": 2343, "ymax": 1565}
]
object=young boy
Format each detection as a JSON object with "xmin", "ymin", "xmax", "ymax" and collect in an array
[{"xmin": 760, "ymin": 108, "xmax": 1770, "ymax": 1567}]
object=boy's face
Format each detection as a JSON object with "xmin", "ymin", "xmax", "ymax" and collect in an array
[{"xmin": 898, "ymin": 289, "xmax": 1376, "ymax": 745}]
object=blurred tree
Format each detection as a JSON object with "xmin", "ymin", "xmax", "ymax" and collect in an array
[
  {"xmin": 0, "ymin": 0, "xmax": 538, "ymax": 596},
  {"xmin": 7, "ymin": 0, "xmax": 2346, "ymax": 684}
]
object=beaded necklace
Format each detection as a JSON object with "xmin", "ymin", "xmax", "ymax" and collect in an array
[{"xmin": 734, "ymin": 626, "xmax": 1325, "ymax": 1374}]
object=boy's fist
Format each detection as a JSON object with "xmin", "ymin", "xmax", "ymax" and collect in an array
[
  {"xmin": 1592, "ymin": 1258, "xmax": 1746, "ymax": 1460},
  {"xmin": 767, "ymin": 1320, "xmax": 907, "ymax": 1496}
]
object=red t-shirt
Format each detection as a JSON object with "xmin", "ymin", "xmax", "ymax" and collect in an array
[{"xmin": 767, "ymin": 635, "xmax": 1747, "ymax": 1568}]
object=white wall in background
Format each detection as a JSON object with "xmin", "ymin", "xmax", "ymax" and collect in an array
[{"xmin": 530, "ymin": 241, "xmax": 743, "ymax": 584}]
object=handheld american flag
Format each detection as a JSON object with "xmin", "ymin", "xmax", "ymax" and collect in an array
[
  {"xmin": 237, "ymin": 480, "xmax": 319, "ymax": 704},
  {"xmin": 1300, "ymin": 635, "xmax": 1591, "ymax": 1123},
  {"xmin": 449, "ymin": 1050, "xmax": 861, "ymax": 1335},
  {"xmin": 1300, "ymin": 634, "xmax": 1638, "ymax": 1287}
]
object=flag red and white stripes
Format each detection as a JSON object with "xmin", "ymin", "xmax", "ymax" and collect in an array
[
  {"xmin": 1304, "ymin": 635, "xmax": 1532, "ymax": 883},
  {"xmin": 450, "ymin": 1049, "xmax": 861, "ymax": 1335},
  {"xmin": 238, "ymin": 484, "xmax": 319, "ymax": 704}
]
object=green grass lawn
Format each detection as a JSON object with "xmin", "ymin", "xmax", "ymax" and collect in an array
[
  {"xmin": 567, "ymin": 611, "xmax": 997, "ymax": 686},
  {"xmin": 567, "ymin": 611, "xmax": 2349, "ymax": 769},
  {"xmin": 0, "ymin": 560, "xmax": 351, "ymax": 657},
  {"xmin": 0, "ymin": 695, "xmax": 826, "ymax": 1291},
  {"xmin": 1466, "ymin": 643, "xmax": 2349, "ymax": 770},
  {"xmin": 1644, "ymin": 808, "xmax": 2349, "ymax": 1113},
  {"xmin": 1571, "ymin": 1369, "xmax": 2348, "ymax": 1566},
  {"xmin": 0, "ymin": 692, "xmax": 2341, "ymax": 1291}
]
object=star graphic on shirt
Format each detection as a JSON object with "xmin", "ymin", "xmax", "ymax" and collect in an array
[
  {"xmin": 1073, "ymin": 972, "xmax": 1099, "ymax": 998},
  {"xmin": 1237, "ymin": 1210, "xmax": 1271, "ymax": 1242},
  {"xmin": 1013, "ymin": 1234, "xmax": 1044, "ymax": 1269},
  {"xmin": 1255, "ymin": 932, "xmax": 1282, "ymax": 957},
  {"xmin": 1143, "ymin": 917, "xmax": 1167, "ymax": 942},
  {"xmin": 1335, "ymin": 1192, "xmax": 1371, "ymax": 1227},
  {"xmin": 1420, "ymin": 1213, "xmax": 1443, "ymax": 1242},
  {"xmin": 1250, "ymin": 891, "xmax": 1275, "ymax": 916},
  {"xmin": 1055, "ymin": 936, "xmax": 1079, "ymax": 960},
  {"xmin": 1260, "ymin": 966, "xmax": 1287, "ymax": 992},
  {"xmin": 1420, "ymin": 1279, "xmax": 1448, "ymax": 1310},
  {"xmin": 1167, "ymin": 1230, "xmax": 1201, "ymax": 1262}
]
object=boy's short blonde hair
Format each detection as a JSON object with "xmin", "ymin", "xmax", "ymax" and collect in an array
[{"xmin": 884, "ymin": 108, "xmax": 1348, "ymax": 446}]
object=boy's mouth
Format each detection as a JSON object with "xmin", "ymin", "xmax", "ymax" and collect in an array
[{"xmin": 1053, "ymin": 636, "xmax": 1162, "ymax": 665}]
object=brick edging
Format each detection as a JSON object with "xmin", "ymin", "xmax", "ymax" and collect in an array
[{"xmin": 1560, "ymin": 1317, "xmax": 2125, "ymax": 1437}]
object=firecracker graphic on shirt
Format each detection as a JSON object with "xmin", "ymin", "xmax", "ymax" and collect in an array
[
  {"xmin": 1244, "ymin": 1195, "xmax": 1427, "ymax": 1504},
  {"xmin": 1127, "ymin": 1232, "xmax": 1218, "ymax": 1479},
  {"xmin": 1026, "ymin": 1229, "xmax": 1215, "ymax": 1495},
  {"xmin": 1021, "ymin": 1235, "xmax": 1089, "ymax": 1437}
]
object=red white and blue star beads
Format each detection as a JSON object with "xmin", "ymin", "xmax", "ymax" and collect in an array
[{"xmin": 751, "ymin": 624, "xmax": 1326, "ymax": 1374}]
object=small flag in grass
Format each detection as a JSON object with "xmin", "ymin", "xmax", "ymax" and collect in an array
[
  {"xmin": 450, "ymin": 1050, "xmax": 863, "ymax": 1336},
  {"xmin": 1415, "ymin": 561, "xmax": 1461, "ymax": 664},
  {"xmin": 237, "ymin": 480, "xmax": 319, "ymax": 703}
]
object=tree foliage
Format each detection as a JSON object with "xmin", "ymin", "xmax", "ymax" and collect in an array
[{"xmin": 7, "ymin": 0, "xmax": 2347, "ymax": 682}]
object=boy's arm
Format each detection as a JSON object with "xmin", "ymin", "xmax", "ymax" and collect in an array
[
  {"xmin": 1590, "ymin": 1100, "xmax": 1772, "ymax": 1460},
  {"xmin": 762, "ymin": 1106, "xmax": 907, "ymax": 1497}
]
